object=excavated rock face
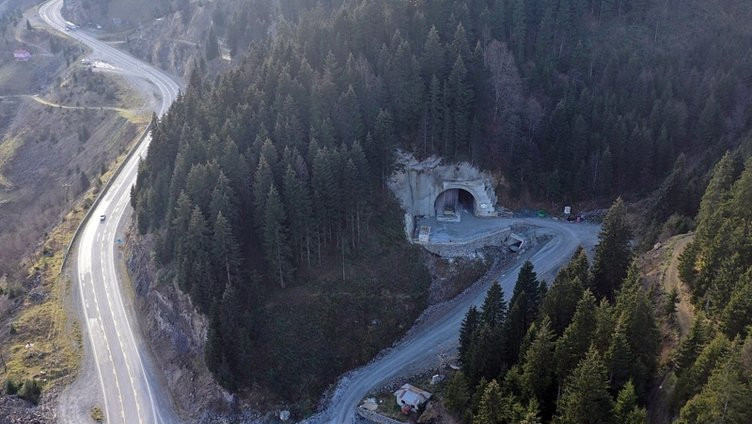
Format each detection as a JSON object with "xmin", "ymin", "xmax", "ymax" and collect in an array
[
  {"xmin": 390, "ymin": 152, "xmax": 498, "ymax": 218},
  {"xmin": 389, "ymin": 151, "xmax": 500, "ymax": 237}
]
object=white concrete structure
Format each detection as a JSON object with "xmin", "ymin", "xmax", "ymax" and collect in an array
[
  {"xmin": 394, "ymin": 384, "xmax": 431, "ymax": 412},
  {"xmin": 390, "ymin": 152, "xmax": 499, "ymax": 237}
]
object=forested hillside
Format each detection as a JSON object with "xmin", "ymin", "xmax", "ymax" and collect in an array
[
  {"xmin": 447, "ymin": 200, "xmax": 659, "ymax": 423},
  {"xmin": 131, "ymin": 0, "xmax": 752, "ymax": 411},
  {"xmin": 448, "ymin": 190, "xmax": 752, "ymax": 423}
]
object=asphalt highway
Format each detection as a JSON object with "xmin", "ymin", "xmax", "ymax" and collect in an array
[{"xmin": 38, "ymin": 1, "xmax": 181, "ymax": 422}]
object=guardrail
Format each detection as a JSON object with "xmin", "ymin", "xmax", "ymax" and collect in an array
[{"xmin": 59, "ymin": 116, "xmax": 155, "ymax": 273}]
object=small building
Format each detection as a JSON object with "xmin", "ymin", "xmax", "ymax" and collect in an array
[
  {"xmin": 13, "ymin": 48, "xmax": 31, "ymax": 61},
  {"xmin": 394, "ymin": 383, "xmax": 432, "ymax": 412}
]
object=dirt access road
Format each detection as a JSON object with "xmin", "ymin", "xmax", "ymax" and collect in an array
[{"xmin": 307, "ymin": 218, "xmax": 600, "ymax": 424}]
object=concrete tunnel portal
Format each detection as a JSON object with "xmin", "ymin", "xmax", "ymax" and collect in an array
[{"xmin": 434, "ymin": 188, "xmax": 476, "ymax": 221}]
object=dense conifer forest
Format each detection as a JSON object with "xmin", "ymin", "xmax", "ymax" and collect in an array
[
  {"xmin": 130, "ymin": 0, "xmax": 752, "ymax": 413},
  {"xmin": 448, "ymin": 160, "xmax": 752, "ymax": 423}
]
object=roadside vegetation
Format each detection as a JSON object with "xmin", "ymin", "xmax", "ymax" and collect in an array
[{"xmin": 1, "ymin": 136, "xmax": 147, "ymax": 405}]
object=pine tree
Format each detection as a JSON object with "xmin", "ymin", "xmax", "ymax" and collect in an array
[
  {"xmin": 445, "ymin": 371, "xmax": 470, "ymax": 413},
  {"xmin": 673, "ymin": 314, "xmax": 710, "ymax": 376},
  {"xmin": 448, "ymin": 55, "xmax": 474, "ymax": 156},
  {"xmin": 505, "ymin": 293, "xmax": 530, "ymax": 364},
  {"xmin": 212, "ymin": 212, "xmax": 239, "ymax": 293},
  {"xmin": 253, "ymin": 155, "xmax": 274, "ymax": 229},
  {"xmin": 677, "ymin": 352, "xmax": 752, "ymax": 424},
  {"xmin": 521, "ymin": 318, "xmax": 556, "ymax": 416},
  {"xmin": 720, "ymin": 270, "xmax": 752, "ymax": 337},
  {"xmin": 606, "ymin": 317, "xmax": 633, "ymax": 392},
  {"xmin": 422, "ymin": 26, "xmax": 445, "ymax": 78},
  {"xmin": 474, "ymin": 380, "xmax": 504, "ymax": 424},
  {"xmin": 541, "ymin": 247, "xmax": 587, "ymax": 335},
  {"xmin": 460, "ymin": 306, "xmax": 480, "ymax": 364},
  {"xmin": 613, "ymin": 379, "xmax": 647, "ymax": 424},
  {"xmin": 680, "ymin": 152, "xmax": 739, "ymax": 293},
  {"xmin": 535, "ymin": 5, "xmax": 556, "ymax": 78},
  {"xmin": 555, "ymin": 289, "xmax": 597, "ymax": 382},
  {"xmin": 428, "ymin": 75, "xmax": 443, "ymax": 153},
  {"xmin": 263, "ymin": 185, "xmax": 293, "ymax": 288},
  {"xmin": 592, "ymin": 298, "xmax": 615, "ymax": 353},
  {"xmin": 186, "ymin": 206, "xmax": 212, "ymax": 312},
  {"xmin": 206, "ymin": 26, "xmax": 220, "ymax": 61},
  {"xmin": 481, "ymin": 281, "xmax": 507, "ymax": 328},
  {"xmin": 675, "ymin": 334, "xmax": 732, "ymax": 406},
  {"xmin": 511, "ymin": 261, "xmax": 541, "ymax": 310},
  {"xmin": 556, "ymin": 348, "xmax": 614, "ymax": 424},
  {"xmin": 282, "ymin": 165, "xmax": 313, "ymax": 265},
  {"xmin": 614, "ymin": 265, "xmax": 659, "ymax": 398},
  {"xmin": 591, "ymin": 197, "xmax": 632, "ymax": 300}
]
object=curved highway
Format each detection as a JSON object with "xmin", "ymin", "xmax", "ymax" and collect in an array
[
  {"xmin": 312, "ymin": 218, "xmax": 600, "ymax": 423},
  {"xmin": 38, "ymin": 1, "xmax": 182, "ymax": 423}
]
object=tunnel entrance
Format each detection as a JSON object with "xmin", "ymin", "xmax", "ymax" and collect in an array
[{"xmin": 434, "ymin": 188, "xmax": 476, "ymax": 222}]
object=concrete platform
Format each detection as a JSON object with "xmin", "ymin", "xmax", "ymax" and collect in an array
[{"xmin": 416, "ymin": 211, "xmax": 516, "ymax": 244}]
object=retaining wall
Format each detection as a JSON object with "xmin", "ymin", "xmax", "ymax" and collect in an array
[{"xmin": 356, "ymin": 408, "xmax": 405, "ymax": 424}]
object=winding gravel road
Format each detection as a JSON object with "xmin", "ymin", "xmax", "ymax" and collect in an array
[
  {"xmin": 38, "ymin": 1, "xmax": 182, "ymax": 423},
  {"xmin": 309, "ymin": 218, "xmax": 600, "ymax": 423}
]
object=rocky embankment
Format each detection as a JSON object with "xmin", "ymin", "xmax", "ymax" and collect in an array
[{"xmin": 126, "ymin": 232, "xmax": 247, "ymax": 422}]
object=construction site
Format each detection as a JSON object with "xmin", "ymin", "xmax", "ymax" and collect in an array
[{"xmin": 390, "ymin": 153, "xmax": 526, "ymax": 258}]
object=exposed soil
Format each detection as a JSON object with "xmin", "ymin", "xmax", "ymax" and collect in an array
[{"xmin": 636, "ymin": 233, "xmax": 697, "ymax": 424}]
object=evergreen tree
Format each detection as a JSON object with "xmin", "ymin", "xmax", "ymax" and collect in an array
[
  {"xmin": 556, "ymin": 348, "xmax": 614, "ymax": 424},
  {"xmin": 614, "ymin": 265, "xmax": 659, "ymax": 398},
  {"xmin": 460, "ymin": 306, "xmax": 480, "ymax": 364},
  {"xmin": 448, "ymin": 55, "xmax": 474, "ymax": 155},
  {"xmin": 282, "ymin": 165, "xmax": 313, "ymax": 265},
  {"xmin": 521, "ymin": 318, "xmax": 556, "ymax": 417},
  {"xmin": 675, "ymin": 334, "xmax": 732, "ymax": 406},
  {"xmin": 720, "ymin": 270, "xmax": 752, "ymax": 337},
  {"xmin": 614, "ymin": 380, "xmax": 647, "ymax": 424},
  {"xmin": 253, "ymin": 155, "xmax": 274, "ymax": 229},
  {"xmin": 481, "ymin": 281, "xmax": 507, "ymax": 328},
  {"xmin": 504, "ymin": 261, "xmax": 543, "ymax": 362},
  {"xmin": 206, "ymin": 26, "xmax": 220, "ymax": 60},
  {"xmin": 555, "ymin": 289, "xmax": 597, "ymax": 381},
  {"xmin": 474, "ymin": 379, "xmax": 503, "ymax": 424},
  {"xmin": 186, "ymin": 206, "xmax": 212, "ymax": 312},
  {"xmin": 445, "ymin": 371, "xmax": 471, "ymax": 414},
  {"xmin": 677, "ymin": 352, "xmax": 752, "ymax": 424},
  {"xmin": 606, "ymin": 317, "xmax": 633, "ymax": 393},
  {"xmin": 674, "ymin": 314, "xmax": 710, "ymax": 376},
  {"xmin": 263, "ymin": 185, "xmax": 293, "ymax": 288},
  {"xmin": 422, "ymin": 26, "xmax": 445, "ymax": 78},
  {"xmin": 212, "ymin": 212, "xmax": 239, "ymax": 293},
  {"xmin": 591, "ymin": 197, "xmax": 632, "ymax": 300}
]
